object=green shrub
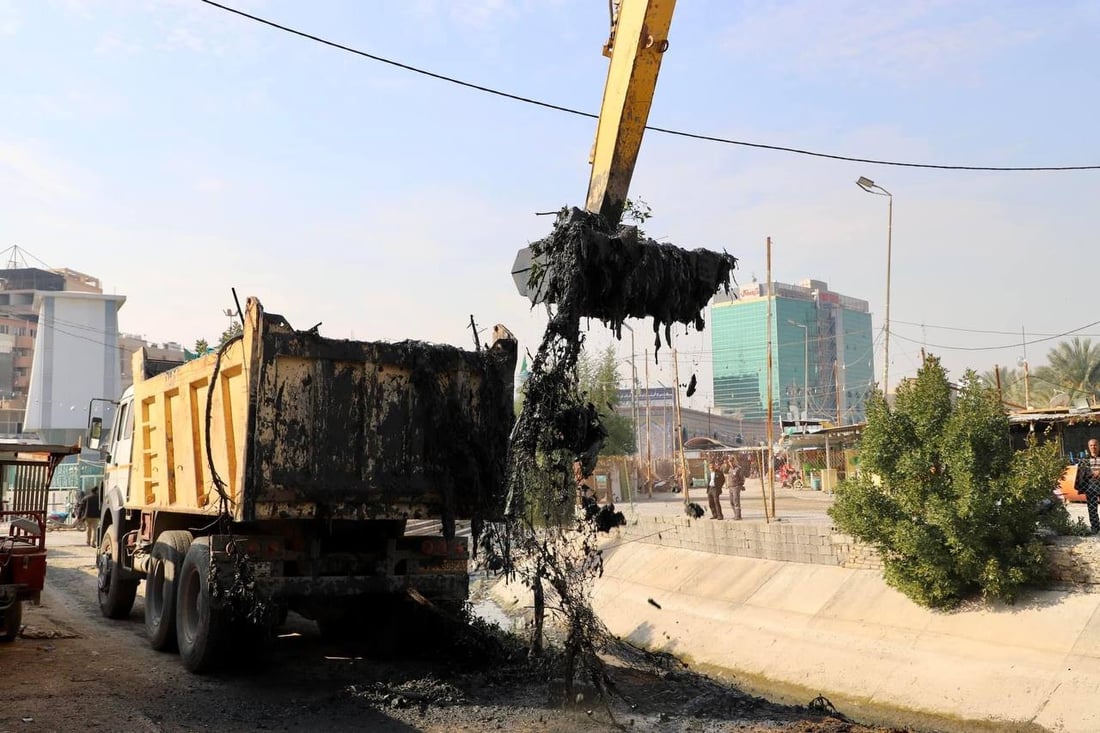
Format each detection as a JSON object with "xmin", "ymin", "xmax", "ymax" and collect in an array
[{"xmin": 829, "ymin": 356, "xmax": 1070, "ymax": 608}]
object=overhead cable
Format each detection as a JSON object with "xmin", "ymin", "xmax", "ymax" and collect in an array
[{"xmin": 198, "ymin": 0, "xmax": 1100, "ymax": 173}]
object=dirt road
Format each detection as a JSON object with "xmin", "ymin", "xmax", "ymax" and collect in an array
[{"xmin": 1, "ymin": 528, "xmax": 903, "ymax": 733}]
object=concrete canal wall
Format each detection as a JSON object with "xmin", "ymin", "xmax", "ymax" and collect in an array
[
  {"xmin": 588, "ymin": 516, "xmax": 1100, "ymax": 731},
  {"xmin": 491, "ymin": 514, "xmax": 1100, "ymax": 731}
]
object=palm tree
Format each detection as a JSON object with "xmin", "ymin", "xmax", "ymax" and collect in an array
[
  {"xmin": 979, "ymin": 366, "xmax": 1032, "ymax": 409},
  {"xmin": 1034, "ymin": 337, "xmax": 1100, "ymax": 406}
]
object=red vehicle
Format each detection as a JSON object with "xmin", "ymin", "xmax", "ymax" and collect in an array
[
  {"xmin": 0, "ymin": 510, "xmax": 47, "ymax": 640},
  {"xmin": 0, "ymin": 442, "xmax": 80, "ymax": 641}
]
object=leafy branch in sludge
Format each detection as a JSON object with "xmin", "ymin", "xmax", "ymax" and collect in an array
[{"xmin": 476, "ymin": 206, "xmax": 738, "ymax": 711}]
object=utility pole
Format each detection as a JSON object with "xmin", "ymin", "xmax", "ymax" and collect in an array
[
  {"xmin": 673, "ymin": 347, "xmax": 690, "ymax": 507},
  {"xmin": 1021, "ymin": 327, "xmax": 1031, "ymax": 410},
  {"xmin": 765, "ymin": 237, "xmax": 775, "ymax": 521},
  {"xmin": 622, "ymin": 324, "xmax": 639, "ymax": 501},
  {"xmin": 834, "ymin": 362, "xmax": 842, "ymax": 426},
  {"xmin": 645, "ymin": 349, "xmax": 652, "ymax": 497}
]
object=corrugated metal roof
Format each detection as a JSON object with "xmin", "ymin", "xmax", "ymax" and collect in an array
[{"xmin": 1007, "ymin": 409, "xmax": 1100, "ymax": 424}]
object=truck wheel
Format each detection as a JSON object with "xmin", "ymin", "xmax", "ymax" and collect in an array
[
  {"xmin": 97, "ymin": 523, "xmax": 138, "ymax": 619},
  {"xmin": 176, "ymin": 537, "xmax": 227, "ymax": 673},
  {"xmin": 0, "ymin": 599, "xmax": 22, "ymax": 641},
  {"xmin": 145, "ymin": 530, "xmax": 194, "ymax": 652}
]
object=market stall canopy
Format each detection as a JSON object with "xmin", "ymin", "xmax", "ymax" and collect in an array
[{"xmin": 780, "ymin": 424, "xmax": 866, "ymax": 451}]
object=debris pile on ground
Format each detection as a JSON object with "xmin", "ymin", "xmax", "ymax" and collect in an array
[
  {"xmin": 347, "ymin": 678, "xmax": 468, "ymax": 710},
  {"xmin": 336, "ymin": 615, "xmax": 899, "ymax": 732}
]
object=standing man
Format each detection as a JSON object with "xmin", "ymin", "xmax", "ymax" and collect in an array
[
  {"xmin": 707, "ymin": 460, "xmax": 725, "ymax": 520},
  {"xmin": 1075, "ymin": 439, "xmax": 1100, "ymax": 534},
  {"xmin": 727, "ymin": 458, "xmax": 745, "ymax": 520},
  {"xmin": 80, "ymin": 485, "xmax": 101, "ymax": 547}
]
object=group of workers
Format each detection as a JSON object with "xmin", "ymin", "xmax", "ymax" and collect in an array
[{"xmin": 705, "ymin": 458, "xmax": 746, "ymax": 521}]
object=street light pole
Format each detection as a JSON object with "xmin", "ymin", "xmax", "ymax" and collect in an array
[
  {"xmin": 856, "ymin": 176, "xmax": 893, "ymax": 395},
  {"xmin": 787, "ymin": 320, "xmax": 809, "ymax": 421}
]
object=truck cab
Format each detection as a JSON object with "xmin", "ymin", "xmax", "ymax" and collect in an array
[{"xmin": 99, "ymin": 387, "xmax": 135, "ymax": 519}]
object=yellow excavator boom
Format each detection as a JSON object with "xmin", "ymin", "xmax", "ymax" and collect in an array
[
  {"xmin": 509, "ymin": 0, "xmax": 678, "ymax": 302},
  {"xmin": 585, "ymin": 0, "xmax": 676, "ymax": 226}
]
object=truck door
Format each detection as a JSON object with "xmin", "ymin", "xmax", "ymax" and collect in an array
[{"xmin": 104, "ymin": 395, "xmax": 134, "ymax": 506}]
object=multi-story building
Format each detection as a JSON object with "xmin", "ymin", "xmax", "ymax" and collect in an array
[
  {"xmin": 0, "ymin": 260, "xmax": 184, "ymax": 442},
  {"xmin": 24, "ymin": 289, "xmax": 127, "ymax": 445},
  {"xmin": 711, "ymin": 278, "xmax": 875, "ymax": 427},
  {"xmin": 0, "ymin": 265, "xmax": 100, "ymax": 434},
  {"xmin": 0, "ymin": 260, "xmax": 191, "ymax": 440}
]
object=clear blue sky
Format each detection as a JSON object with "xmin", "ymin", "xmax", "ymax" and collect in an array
[{"xmin": 3, "ymin": 1, "xmax": 1098, "ymax": 407}]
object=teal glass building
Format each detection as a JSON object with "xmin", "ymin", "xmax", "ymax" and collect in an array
[{"xmin": 711, "ymin": 279, "xmax": 875, "ymax": 425}]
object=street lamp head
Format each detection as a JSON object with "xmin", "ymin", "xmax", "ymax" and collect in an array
[
  {"xmin": 786, "ymin": 319, "xmax": 806, "ymax": 328},
  {"xmin": 856, "ymin": 175, "xmax": 891, "ymax": 197}
]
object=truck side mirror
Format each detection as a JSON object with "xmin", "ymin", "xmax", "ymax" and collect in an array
[{"xmin": 89, "ymin": 417, "xmax": 103, "ymax": 451}]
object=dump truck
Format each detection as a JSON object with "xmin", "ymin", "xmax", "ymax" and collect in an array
[{"xmin": 90, "ymin": 297, "xmax": 516, "ymax": 672}]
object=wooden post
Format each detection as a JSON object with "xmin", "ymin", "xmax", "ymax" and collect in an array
[
  {"xmin": 1024, "ymin": 360, "xmax": 1032, "ymax": 410},
  {"xmin": 759, "ymin": 445, "xmax": 769, "ymax": 522}
]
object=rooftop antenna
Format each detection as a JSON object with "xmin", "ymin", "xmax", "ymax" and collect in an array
[{"xmin": 0, "ymin": 245, "xmax": 53, "ymax": 270}]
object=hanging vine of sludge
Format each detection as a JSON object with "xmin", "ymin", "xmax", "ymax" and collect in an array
[{"xmin": 477, "ymin": 206, "xmax": 738, "ymax": 711}]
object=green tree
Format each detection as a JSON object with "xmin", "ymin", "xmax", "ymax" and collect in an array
[
  {"xmin": 622, "ymin": 196, "xmax": 652, "ymax": 236},
  {"xmin": 193, "ymin": 338, "xmax": 210, "ymax": 355},
  {"xmin": 830, "ymin": 355, "xmax": 1069, "ymax": 608},
  {"xmin": 219, "ymin": 320, "xmax": 243, "ymax": 346},
  {"xmin": 1033, "ymin": 337, "xmax": 1100, "ymax": 406},
  {"xmin": 578, "ymin": 345, "xmax": 636, "ymax": 455}
]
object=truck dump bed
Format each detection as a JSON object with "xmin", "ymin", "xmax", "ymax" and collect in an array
[{"xmin": 128, "ymin": 298, "xmax": 516, "ymax": 524}]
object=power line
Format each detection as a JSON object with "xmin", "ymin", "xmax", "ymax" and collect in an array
[
  {"xmin": 893, "ymin": 318, "xmax": 1100, "ymax": 338},
  {"xmin": 197, "ymin": 0, "xmax": 1100, "ymax": 173},
  {"xmin": 891, "ymin": 317, "xmax": 1100, "ymax": 352}
]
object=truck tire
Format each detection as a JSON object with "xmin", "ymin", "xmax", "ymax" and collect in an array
[
  {"xmin": 176, "ymin": 537, "xmax": 227, "ymax": 673},
  {"xmin": 97, "ymin": 522, "xmax": 138, "ymax": 619},
  {"xmin": 0, "ymin": 599, "xmax": 22, "ymax": 641},
  {"xmin": 145, "ymin": 530, "xmax": 194, "ymax": 651}
]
